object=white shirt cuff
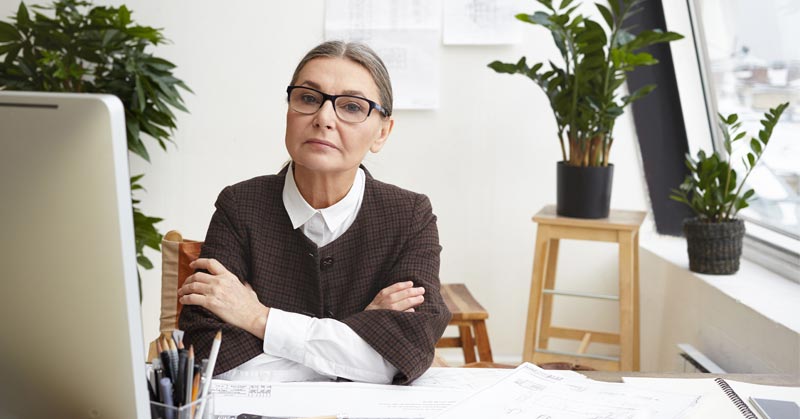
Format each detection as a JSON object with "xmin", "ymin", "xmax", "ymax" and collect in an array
[{"xmin": 263, "ymin": 308, "xmax": 398, "ymax": 383}]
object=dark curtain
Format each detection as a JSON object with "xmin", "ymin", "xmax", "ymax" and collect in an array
[{"xmin": 626, "ymin": 0, "xmax": 695, "ymax": 235}]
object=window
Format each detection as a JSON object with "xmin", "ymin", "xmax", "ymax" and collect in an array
[{"xmin": 688, "ymin": 0, "xmax": 800, "ymax": 282}]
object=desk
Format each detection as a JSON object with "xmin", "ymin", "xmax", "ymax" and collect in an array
[
  {"xmin": 209, "ymin": 368, "xmax": 799, "ymax": 419},
  {"xmin": 581, "ymin": 371, "xmax": 800, "ymax": 385}
]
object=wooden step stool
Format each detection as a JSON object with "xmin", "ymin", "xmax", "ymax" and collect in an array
[
  {"xmin": 436, "ymin": 283, "xmax": 493, "ymax": 363},
  {"xmin": 523, "ymin": 205, "xmax": 646, "ymax": 371}
]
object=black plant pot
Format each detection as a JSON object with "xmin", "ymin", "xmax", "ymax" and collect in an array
[
  {"xmin": 683, "ymin": 218, "xmax": 745, "ymax": 275},
  {"xmin": 556, "ymin": 162, "xmax": 614, "ymax": 219}
]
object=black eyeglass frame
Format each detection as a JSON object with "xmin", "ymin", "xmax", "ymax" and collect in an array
[{"xmin": 286, "ymin": 85, "xmax": 390, "ymax": 121}]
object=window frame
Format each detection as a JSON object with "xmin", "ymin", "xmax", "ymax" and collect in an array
[{"xmin": 682, "ymin": 0, "xmax": 800, "ymax": 283}]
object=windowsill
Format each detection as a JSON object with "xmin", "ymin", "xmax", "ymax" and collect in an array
[{"xmin": 640, "ymin": 233, "xmax": 800, "ymax": 335}]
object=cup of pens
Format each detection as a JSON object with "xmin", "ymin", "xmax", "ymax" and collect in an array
[
  {"xmin": 147, "ymin": 330, "xmax": 222, "ymax": 419},
  {"xmin": 150, "ymin": 394, "xmax": 214, "ymax": 419}
]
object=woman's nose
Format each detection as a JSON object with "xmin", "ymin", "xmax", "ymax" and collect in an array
[{"xmin": 313, "ymin": 100, "xmax": 337, "ymax": 129}]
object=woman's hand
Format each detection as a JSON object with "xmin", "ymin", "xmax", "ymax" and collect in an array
[
  {"xmin": 178, "ymin": 258, "xmax": 269, "ymax": 338},
  {"xmin": 365, "ymin": 281, "xmax": 425, "ymax": 312}
]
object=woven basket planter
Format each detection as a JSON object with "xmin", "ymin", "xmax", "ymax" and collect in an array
[{"xmin": 683, "ymin": 218, "xmax": 745, "ymax": 275}]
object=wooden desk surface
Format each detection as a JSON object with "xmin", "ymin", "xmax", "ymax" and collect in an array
[{"xmin": 581, "ymin": 371, "xmax": 800, "ymax": 386}]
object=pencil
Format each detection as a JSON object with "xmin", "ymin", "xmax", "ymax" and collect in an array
[
  {"xmin": 195, "ymin": 330, "xmax": 221, "ymax": 419},
  {"xmin": 185, "ymin": 345, "xmax": 194, "ymax": 407},
  {"xmin": 168, "ymin": 337, "xmax": 179, "ymax": 383},
  {"xmin": 191, "ymin": 370, "xmax": 200, "ymax": 402}
]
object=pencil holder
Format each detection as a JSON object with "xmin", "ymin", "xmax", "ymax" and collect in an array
[{"xmin": 150, "ymin": 394, "xmax": 214, "ymax": 419}]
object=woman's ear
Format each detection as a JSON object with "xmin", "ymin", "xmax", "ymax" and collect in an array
[{"xmin": 370, "ymin": 118, "xmax": 394, "ymax": 153}]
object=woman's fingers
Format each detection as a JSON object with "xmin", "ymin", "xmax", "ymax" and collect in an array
[
  {"xmin": 391, "ymin": 294, "xmax": 424, "ymax": 311},
  {"xmin": 177, "ymin": 281, "xmax": 211, "ymax": 298},
  {"xmin": 183, "ymin": 271, "xmax": 215, "ymax": 286},
  {"xmin": 366, "ymin": 281, "xmax": 426, "ymax": 311},
  {"xmin": 394, "ymin": 286, "xmax": 425, "ymax": 302},
  {"xmin": 189, "ymin": 258, "xmax": 229, "ymax": 275},
  {"xmin": 178, "ymin": 293, "xmax": 207, "ymax": 307},
  {"xmin": 378, "ymin": 281, "xmax": 413, "ymax": 297}
]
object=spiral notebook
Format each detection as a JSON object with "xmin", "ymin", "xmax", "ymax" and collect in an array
[
  {"xmin": 714, "ymin": 378, "xmax": 759, "ymax": 418},
  {"xmin": 623, "ymin": 377, "xmax": 800, "ymax": 419}
]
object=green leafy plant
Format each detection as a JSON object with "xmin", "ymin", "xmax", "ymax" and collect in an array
[
  {"xmin": 0, "ymin": 0, "xmax": 191, "ymax": 274},
  {"xmin": 670, "ymin": 103, "xmax": 789, "ymax": 222},
  {"xmin": 489, "ymin": 0, "xmax": 682, "ymax": 167}
]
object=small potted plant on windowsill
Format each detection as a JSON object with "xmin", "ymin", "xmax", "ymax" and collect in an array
[
  {"xmin": 488, "ymin": 0, "xmax": 683, "ymax": 218},
  {"xmin": 670, "ymin": 102, "xmax": 789, "ymax": 275}
]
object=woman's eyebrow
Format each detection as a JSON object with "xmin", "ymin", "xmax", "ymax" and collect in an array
[
  {"xmin": 299, "ymin": 80, "xmax": 321, "ymax": 89},
  {"xmin": 298, "ymin": 80, "xmax": 367, "ymax": 97},
  {"xmin": 340, "ymin": 89, "xmax": 366, "ymax": 97}
]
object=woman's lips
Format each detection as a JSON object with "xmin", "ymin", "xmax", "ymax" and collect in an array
[{"xmin": 305, "ymin": 139, "xmax": 337, "ymax": 149}]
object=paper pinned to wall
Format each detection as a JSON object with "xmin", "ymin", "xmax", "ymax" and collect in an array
[
  {"xmin": 443, "ymin": 0, "xmax": 522, "ymax": 45},
  {"xmin": 325, "ymin": 0, "xmax": 441, "ymax": 109}
]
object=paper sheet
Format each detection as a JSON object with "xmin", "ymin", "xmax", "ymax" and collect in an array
[
  {"xmin": 211, "ymin": 380, "xmax": 470, "ymax": 418},
  {"xmin": 443, "ymin": 0, "xmax": 522, "ymax": 45},
  {"xmin": 325, "ymin": 0, "xmax": 441, "ymax": 109},
  {"xmin": 410, "ymin": 367, "xmax": 586, "ymax": 391},
  {"xmin": 434, "ymin": 363, "xmax": 700, "ymax": 419},
  {"xmin": 623, "ymin": 377, "xmax": 800, "ymax": 419}
]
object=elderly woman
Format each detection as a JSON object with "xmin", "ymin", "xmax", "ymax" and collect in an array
[{"xmin": 178, "ymin": 41, "xmax": 451, "ymax": 385}]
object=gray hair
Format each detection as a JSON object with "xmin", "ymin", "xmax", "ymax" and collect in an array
[{"xmin": 290, "ymin": 40, "xmax": 393, "ymax": 117}]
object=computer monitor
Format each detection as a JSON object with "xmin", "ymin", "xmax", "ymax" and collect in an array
[{"xmin": 0, "ymin": 91, "xmax": 149, "ymax": 418}]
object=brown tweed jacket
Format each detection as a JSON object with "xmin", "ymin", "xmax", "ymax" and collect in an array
[{"xmin": 180, "ymin": 167, "xmax": 451, "ymax": 384}]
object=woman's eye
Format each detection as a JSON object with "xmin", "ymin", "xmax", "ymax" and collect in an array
[
  {"xmin": 301, "ymin": 94, "xmax": 319, "ymax": 104},
  {"xmin": 341, "ymin": 102, "xmax": 364, "ymax": 113}
]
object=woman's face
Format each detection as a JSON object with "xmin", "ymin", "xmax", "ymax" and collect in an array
[{"xmin": 285, "ymin": 57, "xmax": 393, "ymax": 176}]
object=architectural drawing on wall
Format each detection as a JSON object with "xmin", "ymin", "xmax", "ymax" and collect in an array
[
  {"xmin": 443, "ymin": 0, "xmax": 522, "ymax": 45},
  {"xmin": 325, "ymin": 0, "xmax": 442, "ymax": 109}
]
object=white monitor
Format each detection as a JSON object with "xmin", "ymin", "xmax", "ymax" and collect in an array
[{"xmin": 0, "ymin": 91, "xmax": 149, "ymax": 418}]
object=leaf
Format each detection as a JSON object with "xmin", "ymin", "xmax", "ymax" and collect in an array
[
  {"xmin": 750, "ymin": 138, "xmax": 762, "ymax": 155},
  {"xmin": 622, "ymin": 84, "xmax": 655, "ymax": 105},
  {"xmin": 17, "ymin": 3, "xmax": 31, "ymax": 27},
  {"xmin": 596, "ymin": 3, "xmax": 614, "ymax": 28},
  {"xmin": 0, "ymin": 20, "xmax": 21, "ymax": 42},
  {"xmin": 488, "ymin": 60, "xmax": 520, "ymax": 74},
  {"xmin": 608, "ymin": 0, "xmax": 621, "ymax": 19},
  {"xmin": 137, "ymin": 255, "xmax": 153, "ymax": 270}
]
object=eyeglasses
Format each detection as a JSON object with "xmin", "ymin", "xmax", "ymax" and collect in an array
[{"xmin": 286, "ymin": 85, "xmax": 389, "ymax": 123}]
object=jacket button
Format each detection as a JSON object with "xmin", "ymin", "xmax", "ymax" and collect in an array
[{"xmin": 320, "ymin": 256, "xmax": 334, "ymax": 271}]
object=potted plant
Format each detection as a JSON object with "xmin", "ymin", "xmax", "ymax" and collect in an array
[
  {"xmin": 670, "ymin": 103, "xmax": 789, "ymax": 274},
  {"xmin": 489, "ymin": 0, "xmax": 682, "ymax": 218},
  {"xmin": 0, "ymin": 0, "xmax": 191, "ymax": 285}
]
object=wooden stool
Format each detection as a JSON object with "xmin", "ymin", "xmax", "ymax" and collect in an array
[
  {"xmin": 436, "ymin": 283, "xmax": 493, "ymax": 363},
  {"xmin": 522, "ymin": 205, "xmax": 646, "ymax": 371}
]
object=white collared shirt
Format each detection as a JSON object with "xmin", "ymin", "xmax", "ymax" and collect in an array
[
  {"xmin": 282, "ymin": 162, "xmax": 365, "ymax": 248},
  {"xmin": 216, "ymin": 164, "xmax": 398, "ymax": 383}
]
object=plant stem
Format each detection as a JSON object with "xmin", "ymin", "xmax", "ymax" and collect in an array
[
  {"xmin": 599, "ymin": 0, "xmax": 636, "ymax": 166},
  {"xmin": 721, "ymin": 126, "xmax": 734, "ymax": 221},
  {"xmin": 725, "ymin": 150, "xmax": 761, "ymax": 220}
]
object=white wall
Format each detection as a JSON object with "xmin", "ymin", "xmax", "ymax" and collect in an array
[
  {"xmin": 0, "ymin": 0, "xmax": 653, "ymax": 363},
  {"xmin": 639, "ymin": 238, "xmax": 800, "ymax": 374}
]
